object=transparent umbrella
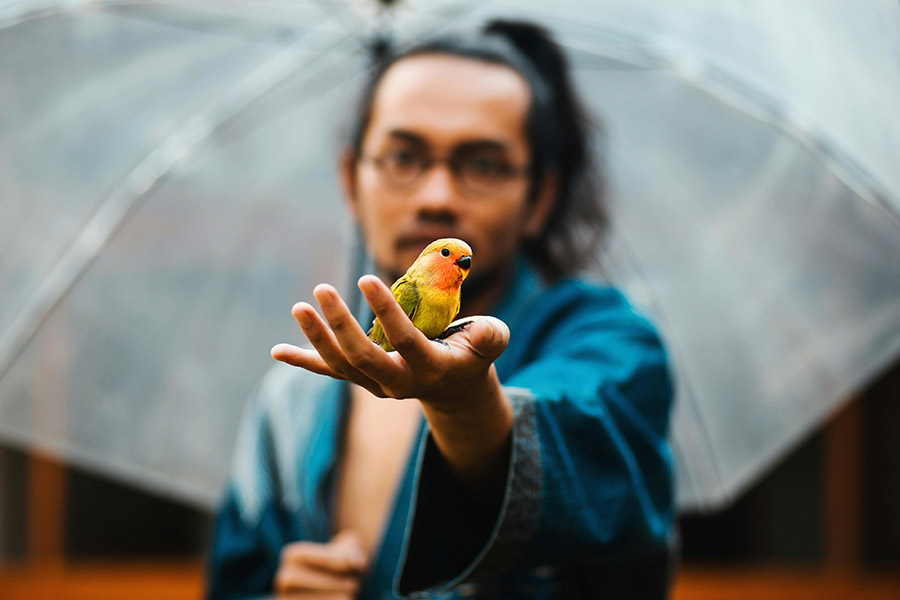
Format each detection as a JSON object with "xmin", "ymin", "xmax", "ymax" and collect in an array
[{"xmin": 1, "ymin": 0, "xmax": 899, "ymax": 512}]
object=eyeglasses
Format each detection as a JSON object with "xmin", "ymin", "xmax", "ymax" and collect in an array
[{"xmin": 359, "ymin": 146, "xmax": 529, "ymax": 196}]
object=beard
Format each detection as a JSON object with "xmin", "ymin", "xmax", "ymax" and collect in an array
[
  {"xmin": 459, "ymin": 268, "xmax": 493, "ymax": 305},
  {"xmin": 458, "ymin": 262, "xmax": 515, "ymax": 317}
]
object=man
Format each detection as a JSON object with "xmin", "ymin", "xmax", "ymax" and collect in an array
[{"xmin": 208, "ymin": 20, "xmax": 675, "ymax": 600}]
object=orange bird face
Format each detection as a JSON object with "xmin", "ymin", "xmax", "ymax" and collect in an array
[{"xmin": 411, "ymin": 238, "xmax": 472, "ymax": 290}]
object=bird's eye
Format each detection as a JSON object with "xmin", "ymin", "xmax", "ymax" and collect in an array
[{"xmin": 441, "ymin": 248, "xmax": 450, "ymax": 257}]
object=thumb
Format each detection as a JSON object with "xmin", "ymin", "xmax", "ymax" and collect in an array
[
  {"xmin": 330, "ymin": 529, "xmax": 367, "ymax": 571},
  {"xmin": 469, "ymin": 316, "xmax": 509, "ymax": 362}
]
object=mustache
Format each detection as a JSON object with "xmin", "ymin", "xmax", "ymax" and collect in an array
[
  {"xmin": 394, "ymin": 233, "xmax": 477, "ymax": 255},
  {"xmin": 394, "ymin": 212, "xmax": 462, "ymax": 251},
  {"xmin": 460, "ymin": 268, "xmax": 491, "ymax": 300}
]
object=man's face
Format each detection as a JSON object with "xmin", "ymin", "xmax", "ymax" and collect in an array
[{"xmin": 346, "ymin": 54, "xmax": 544, "ymax": 289}]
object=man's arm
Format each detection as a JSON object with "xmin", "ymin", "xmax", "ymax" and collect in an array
[
  {"xmin": 271, "ymin": 275, "xmax": 516, "ymax": 493},
  {"xmin": 399, "ymin": 283, "xmax": 675, "ymax": 595},
  {"xmin": 271, "ymin": 277, "xmax": 675, "ymax": 596}
]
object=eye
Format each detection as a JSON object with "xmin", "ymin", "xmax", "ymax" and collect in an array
[
  {"xmin": 441, "ymin": 248, "xmax": 451, "ymax": 257},
  {"xmin": 456, "ymin": 149, "xmax": 515, "ymax": 191},
  {"xmin": 379, "ymin": 146, "xmax": 427, "ymax": 185},
  {"xmin": 388, "ymin": 148, "xmax": 418, "ymax": 166},
  {"xmin": 468, "ymin": 155, "xmax": 502, "ymax": 175}
]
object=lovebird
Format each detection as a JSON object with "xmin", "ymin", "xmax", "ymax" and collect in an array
[{"xmin": 367, "ymin": 238, "xmax": 473, "ymax": 352}]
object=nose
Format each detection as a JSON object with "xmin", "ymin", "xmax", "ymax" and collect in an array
[
  {"xmin": 456, "ymin": 255, "xmax": 471, "ymax": 270},
  {"xmin": 414, "ymin": 161, "xmax": 462, "ymax": 210}
]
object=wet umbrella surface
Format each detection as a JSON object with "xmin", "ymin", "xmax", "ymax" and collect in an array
[{"xmin": 2, "ymin": 0, "xmax": 899, "ymax": 511}]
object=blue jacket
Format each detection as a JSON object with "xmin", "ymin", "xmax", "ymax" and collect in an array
[{"xmin": 207, "ymin": 262, "xmax": 675, "ymax": 599}]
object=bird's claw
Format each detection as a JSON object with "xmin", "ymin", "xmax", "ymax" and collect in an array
[{"xmin": 437, "ymin": 320, "xmax": 474, "ymax": 341}]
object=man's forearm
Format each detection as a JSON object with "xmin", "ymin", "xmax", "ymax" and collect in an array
[{"xmin": 419, "ymin": 365, "xmax": 514, "ymax": 492}]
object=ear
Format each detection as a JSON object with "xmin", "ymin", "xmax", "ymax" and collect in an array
[
  {"xmin": 523, "ymin": 170, "xmax": 559, "ymax": 239},
  {"xmin": 339, "ymin": 148, "xmax": 360, "ymax": 220}
]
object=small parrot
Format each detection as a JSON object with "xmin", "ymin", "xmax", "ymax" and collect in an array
[{"xmin": 367, "ymin": 238, "xmax": 473, "ymax": 351}]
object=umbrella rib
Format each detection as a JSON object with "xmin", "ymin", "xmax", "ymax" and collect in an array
[
  {"xmin": 0, "ymin": 22, "xmax": 367, "ymax": 382},
  {"xmin": 0, "ymin": 0, "xmax": 485, "ymax": 382},
  {"xmin": 551, "ymin": 19, "xmax": 900, "ymax": 232},
  {"xmin": 0, "ymin": 0, "xmax": 71, "ymax": 31},
  {"xmin": 97, "ymin": 1, "xmax": 307, "ymax": 44}
]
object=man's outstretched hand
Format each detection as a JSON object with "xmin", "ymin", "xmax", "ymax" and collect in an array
[
  {"xmin": 271, "ymin": 274, "xmax": 509, "ymax": 408},
  {"xmin": 272, "ymin": 274, "xmax": 514, "ymax": 490}
]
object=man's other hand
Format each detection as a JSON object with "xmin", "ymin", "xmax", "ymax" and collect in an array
[{"xmin": 274, "ymin": 529, "xmax": 367, "ymax": 599}]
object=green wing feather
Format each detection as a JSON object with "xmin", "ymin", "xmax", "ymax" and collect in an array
[{"xmin": 367, "ymin": 275, "xmax": 420, "ymax": 351}]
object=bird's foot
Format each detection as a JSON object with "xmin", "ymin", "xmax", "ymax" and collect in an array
[{"xmin": 436, "ymin": 320, "xmax": 474, "ymax": 342}]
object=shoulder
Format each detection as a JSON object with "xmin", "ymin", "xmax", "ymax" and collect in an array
[
  {"xmin": 229, "ymin": 363, "xmax": 344, "ymax": 523},
  {"xmin": 252, "ymin": 361, "xmax": 342, "ymax": 419},
  {"xmin": 520, "ymin": 276, "xmax": 659, "ymax": 341},
  {"xmin": 244, "ymin": 362, "xmax": 346, "ymax": 457},
  {"xmin": 497, "ymin": 274, "xmax": 668, "ymax": 375},
  {"xmin": 236, "ymin": 362, "xmax": 344, "ymax": 447},
  {"xmin": 498, "ymin": 276, "xmax": 674, "ymax": 432},
  {"xmin": 544, "ymin": 277, "xmax": 637, "ymax": 313}
]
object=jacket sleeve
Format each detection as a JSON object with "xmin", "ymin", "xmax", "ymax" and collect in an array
[{"xmin": 397, "ymin": 282, "xmax": 676, "ymax": 597}]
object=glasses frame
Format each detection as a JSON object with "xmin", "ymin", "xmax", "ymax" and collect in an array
[{"xmin": 359, "ymin": 150, "xmax": 530, "ymax": 196}]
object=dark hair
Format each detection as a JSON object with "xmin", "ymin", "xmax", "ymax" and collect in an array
[{"xmin": 349, "ymin": 19, "xmax": 608, "ymax": 281}]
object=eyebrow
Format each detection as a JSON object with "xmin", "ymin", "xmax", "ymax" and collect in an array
[
  {"xmin": 386, "ymin": 129, "xmax": 511, "ymax": 153},
  {"xmin": 387, "ymin": 130, "xmax": 426, "ymax": 145}
]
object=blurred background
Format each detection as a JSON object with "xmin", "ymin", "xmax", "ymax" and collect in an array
[{"xmin": 1, "ymin": 0, "xmax": 899, "ymax": 598}]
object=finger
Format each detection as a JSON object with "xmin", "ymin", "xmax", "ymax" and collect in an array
[
  {"xmin": 275, "ymin": 592, "xmax": 356, "ymax": 600},
  {"xmin": 312, "ymin": 285, "xmax": 368, "ymax": 342},
  {"xmin": 272, "ymin": 344, "xmax": 386, "ymax": 399},
  {"xmin": 273, "ymin": 563, "xmax": 360, "ymax": 594},
  {"xmin": 329, "ymin": 529, "xmax": 367, "ymax": 571},
  {"xmin": 358, "ymin": 275, "xmax": 436, "ymax": 372},
  {"xmin": 280, "ymin": 540, "xmax": 365, "ymax": 574},
  {"xmin": 271, "ymin": 343, "xmax": 387, "ymax": 400},
  {"xmin": 271, "ymin": 344, "xmax": 343, "ymax": 379},
  {"xmin": 292, "ymin": 301, "xmax": 383, "ymax": 393},
  {"xmin": 453, "ymin": 316, "xmax": 510, "ymax": 363},
  {"xmin": 312, "ymin": 283, "xmax": 397, "ymax": 381}
]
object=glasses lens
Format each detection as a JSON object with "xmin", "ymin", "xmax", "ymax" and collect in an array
[
  {"xmin": 457, "ymin": 151, "xmax": 514, "ymax": 193},
  {"xmin": 381, "ymin": 149, "xmax": 425, "ymax": 186}
]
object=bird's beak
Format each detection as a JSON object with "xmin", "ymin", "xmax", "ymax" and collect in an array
[{"xmin": 456, "ymin": 255, "xmax": 472, "ymax": 270}]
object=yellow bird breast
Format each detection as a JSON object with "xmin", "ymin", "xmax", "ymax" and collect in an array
[{"xmin": 411, "ymin": 287, "xmax": 461, "ymax": 339}]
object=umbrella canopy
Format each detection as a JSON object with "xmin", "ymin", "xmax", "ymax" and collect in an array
[{"xmin": 1, "ymin": 0, "xmax": 899, "ymax": 512}]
